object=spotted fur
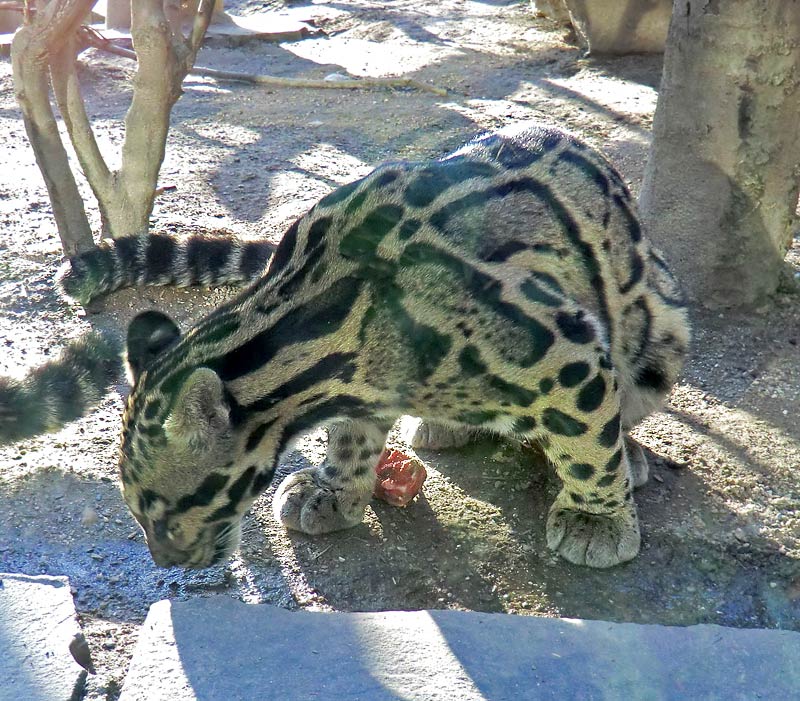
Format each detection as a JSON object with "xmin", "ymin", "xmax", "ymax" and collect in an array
[
  {"xmin": 0, "ymin": 332, "xmax": 120, "ymax": 444},
  {"xmin": 113, "ymin": 123, "xmax": 689, "ymax": 570}
]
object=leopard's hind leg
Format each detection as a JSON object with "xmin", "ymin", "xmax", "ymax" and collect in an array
[{"xmin": 515, "ymin": 347, "xmax": 641, "ymax": 568}]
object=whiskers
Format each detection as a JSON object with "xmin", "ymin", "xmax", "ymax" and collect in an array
[
  {"xmin": 239, "ymin": 520, "xmax": 261, "ymax": 537},
  {"xmin": 183, "ymin": 519, "xmax": 252, "ymax": 569},
  {"xmin": 182, "ymin": 521, "xmax": 241, "ymax": 569},
  {"xmin": 214, "ymin": 520, "xmax": 240, "ymax": 548}
]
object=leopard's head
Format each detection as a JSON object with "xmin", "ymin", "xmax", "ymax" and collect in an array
[{"xmin": 119, "ymin": 311, "xmax": 271, "ymax": 569}]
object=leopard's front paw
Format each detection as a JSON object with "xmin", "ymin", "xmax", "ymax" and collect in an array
[
  {"xmin": 273, "ymin": 467, "xmax": 371, "ymax": 535},
  {"xmin": 546, "ymin": 493, "xmax": 640, "ymax": 568}
]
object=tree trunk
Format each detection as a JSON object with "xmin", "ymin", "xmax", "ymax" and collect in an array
[
  {"xmin": 564, "ymin": 0, "xmax": 671, "ymax": 54},
  {"xmin": 51, "ymin": 33, "xmax": 115, "ymax": 225},
  {"xmin": 101, "ymin": 0, "xmax": 188, "ymax": 237},
  {"xmin": 532, "ymin": 0, "xmax": 572, "ymax": 25},
  {"xmin": 11, "ymin": 0, "xmax": 96, "ymax": 256},
  {"xmin": 45, "ymin": 0, "xmax": 215, "ymax": 240},
  {"xmin": 639, "ymin": 0, "xmax": 800, "ymax": 308},
  {"xmin": 106, "ymin": 0, "xmax": 224, "ymax": 31},
  {"xmin": 12, "ymin": 0, "xmax": 215, "ymax": 256},
  {"xmin": 95, "ymin": 0, "xmax": 214, "ymax": 238}
]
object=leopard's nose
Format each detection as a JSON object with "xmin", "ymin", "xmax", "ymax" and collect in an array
[
  {"xmin": 148, "ymin": 547, "xmax": 182, "ymax": 568},
  {"xmin": 145, "ymin": 538, "xmax": 189, "ymax": 568}
]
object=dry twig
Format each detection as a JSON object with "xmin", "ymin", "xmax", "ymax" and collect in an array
[{"xmin": 79, "ymin": 26, "xmax": 448, "ymax": 97}]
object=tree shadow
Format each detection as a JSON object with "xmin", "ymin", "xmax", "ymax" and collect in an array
[
  {"xmin": 256, "ymin": 416, "xmax": 799, "ymax": 631},
  {"xmin": 159, "ymin": 574, "xmax": 800, "ymax": 700},
  {"xmin": 165, "ymin": 41, "xmax": 651, "ymax": 227},
  {"xmin": 403, "ymin": 427, "xmax": 799, "ymax": 630},
  {"xmin": 0, "ymin": 4, "xmax": 656, "ymax": 242},
  {"xmin": 251, "ymin": 447, "xmax": 508, "ymax": 614}
]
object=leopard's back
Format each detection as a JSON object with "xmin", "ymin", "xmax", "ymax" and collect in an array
[{"xmin": 251, "ymin": 123, "xmax": 688, "ymax": 423}]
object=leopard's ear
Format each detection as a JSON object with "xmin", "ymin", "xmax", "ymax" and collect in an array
[
  {"xmin": 164, "ymin": 367, "xmax": 230, "ymax": 451},
  {"xmin": 126, "ymin": 311, "xmax": 181, "ymax": 383}
]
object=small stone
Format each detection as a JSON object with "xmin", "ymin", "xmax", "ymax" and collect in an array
[
  {"xmin": 81, "ymin": 507, "xmax": 98, "ymax": 526},
  {"xmin": 69, "ymin": 632, "xmax": 96, "ymax": 674}
]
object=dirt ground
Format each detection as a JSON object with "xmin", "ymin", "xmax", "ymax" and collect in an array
[{"xmin": 1, "ymin": 1, "xmax": 798, "ymax": 698}]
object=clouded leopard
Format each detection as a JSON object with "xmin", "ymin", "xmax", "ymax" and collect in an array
[{"xmin": 66, "ymin": 123, "xmax": 688, "ymax": 569}]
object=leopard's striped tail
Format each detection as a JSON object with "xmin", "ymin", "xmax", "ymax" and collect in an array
[
  {"xmin": 0, "ymin": 331, "xmax": 120, "ymax": 445},
  {"xmin": 57, "ymin": 233, "xmax": 275, "ymax": 306}
]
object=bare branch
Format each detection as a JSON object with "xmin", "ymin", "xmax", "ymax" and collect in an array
[
  {"xmin": 11, "ymin": 0, "xmax": 98, "ymax": 255},
  {"xmin": 188, "ymin": 68, "xmax": 449, "ymax": 97},
  {"xmin": 50, "ymin": 32, "xmax": 113, "ymax": 210},
  {"xmin": 83, "ymin": 30, "xmax": 449, "ymax": 97},
  {"xmin": 189, "ymin": 0, "xmax": 216, "ymax": 58}
]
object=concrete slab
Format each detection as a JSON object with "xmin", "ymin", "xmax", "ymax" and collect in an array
[
  {"xmin": 120, "ymin": 597, "xmax": 800, "ymax": 701},
  {"xmin": 0, "ymin": 573, "xmax": 87, "ymax": 701}
]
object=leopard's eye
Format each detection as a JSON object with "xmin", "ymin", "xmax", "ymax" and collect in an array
[{"xmin": 167, "ymin": 524, "xmax": 183, "ymax": 542}]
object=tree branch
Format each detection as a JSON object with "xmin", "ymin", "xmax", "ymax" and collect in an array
[
  {"xmin": 11, "ymin": 0, "xmax": 98, "ymax": 255},
  {"xmin": 188, "ymin": 0, "xmax": 216, "ymax": 58},
  {"xmin": 50, "ymin": 33, "xmax": 114, "ymax": 208},
  {"xmin": 81, "ymin": 28, "xmax": 449, "ymax": 97},
  {"xmin": 194, "ymin": 68, "xmax": 449, "ymax": 96},
  {"xmin": 0, "ymin": 2, "xmax": 30, "ymax": 12}
]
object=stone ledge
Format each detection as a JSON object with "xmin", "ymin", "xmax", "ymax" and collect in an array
[
  {"xmin": 0, "ymin": 572, "xmax": 87, "ymax": 701},
  {"xmin": 120, "ymin": 596, "xmax": 800, "ymax": 701}
]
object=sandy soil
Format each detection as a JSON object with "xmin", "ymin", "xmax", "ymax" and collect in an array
[{"xmin": 0, "ymin": 1, "xmax": 798, "ymax": 698}]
